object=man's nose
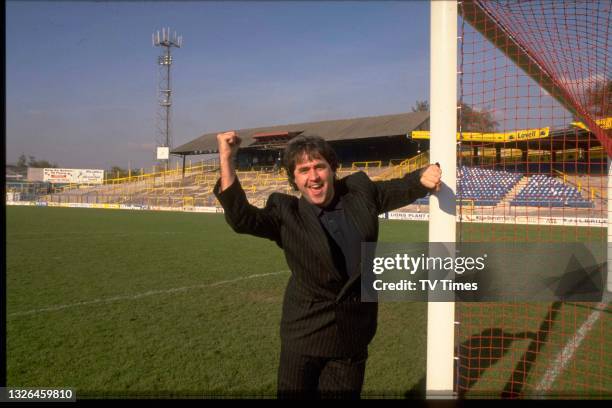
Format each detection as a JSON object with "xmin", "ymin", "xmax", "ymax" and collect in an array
[{"xmin": 308, "ymin": 168, "xmax": 320, "ymax": 179}]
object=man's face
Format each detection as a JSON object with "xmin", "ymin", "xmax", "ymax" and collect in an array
[{"xmin": 294, "ymin": 153, "xmax": 335, "ymax": 207}]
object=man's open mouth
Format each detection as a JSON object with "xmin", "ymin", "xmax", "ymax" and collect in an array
[{"xmin": 309, "ymin": 184, "xmax": 323, "ymax": 194}]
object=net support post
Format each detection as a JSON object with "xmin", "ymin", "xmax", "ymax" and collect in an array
[
  {"xmin": 427, "ymin": 0, "xmax": 458, "ymax": 399},
  {"xmin": 608, "ymin": 158, "xmax": 611, "ymax": 292}
]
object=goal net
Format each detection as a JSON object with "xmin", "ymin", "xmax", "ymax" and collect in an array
[{"xmin": 451, "ymin": 0, "xmax": 610, "ymax": 398}]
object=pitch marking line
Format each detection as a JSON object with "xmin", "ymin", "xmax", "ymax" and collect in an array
[
  {"xmin": 8, "ymin": 270, "xmax": 290, "ymax": 318},
  {"xmin": 535, "ymin": 301, "xmax": 609, "ymax": 393},
  {"xmin": 8, "ymin": 231, "xmax": 183, "ymax": 241}
]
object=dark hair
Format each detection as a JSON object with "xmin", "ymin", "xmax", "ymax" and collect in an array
[{"xmin": 282, "ymin": 135, "xmax": 338, "ymax": 191}]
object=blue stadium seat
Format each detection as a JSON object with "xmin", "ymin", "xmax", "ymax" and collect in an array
[
  {"xmin": 408, "ymin": 168, "xmax": 594, "ymax": 209},
  {"xmin": 510, "ymin": 174, "xmax": 594, "ymax": 208},
  {"xmin": 456, "ymin": 166, "xmax": 522, "ymax": 206}
]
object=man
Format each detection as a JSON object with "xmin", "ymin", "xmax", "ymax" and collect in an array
[{"xmin": 214, "ymin": 131, "xmax": 441, "ymax": 398}]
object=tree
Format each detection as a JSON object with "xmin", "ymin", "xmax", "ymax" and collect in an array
[
  {"xmin": 458, "ymin": 103, "xmax": 499, "ymax": 132},
  {"xmin": 16, "ymin": 154, "xmax": 27, "ymax": 170},
  {"xmin": 27, "ymin": 156, "xmax": 59, "ymax": 169},
  {"xmin": 15, "ymin": 154, "xmax": 59, "ymax": 169},
  {"xmin": 411, "ymin": 100, "xmax": 498, "ymax": 132},
  {"xmin": 584, "ymin": 79, "xmax": 611, "ymax": 117},
  {"xmin": 108, "ymin": 166, "xmax": 132, "ymax": 179},
  {"xmin": 411, "ymin": 100, "xmax": 429, "ymax": 112}
]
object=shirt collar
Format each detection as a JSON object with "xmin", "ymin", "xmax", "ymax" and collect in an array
[{"xmin": 303, "ymin": 183, "xmax": 342, "ymax": 217}]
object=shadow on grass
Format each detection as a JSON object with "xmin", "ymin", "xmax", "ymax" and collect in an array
[
  {"xmin": 455, "ymin": 327, "xmax": 537, "ymax": 398},
  {"xmin": 404, "ymin": 301, "xmax": 577, "ymax": 399},
  {"xmin": 403, "ymin": 376, "xmax": 426, "ymax": 399},
  {"xmin": 500, "ymin": 301, "xmax": 562, "ymax": 398},
  {"xmin": 402, "ymin": 326, "xmax": 540, "ymax": 399},
  {"xmin": 452, "ymin": 301, "xmax": 563, "ymax": 398}
]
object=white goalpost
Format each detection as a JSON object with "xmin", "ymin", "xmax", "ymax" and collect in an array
[
  {"xmin": 426, "ymin": 0, "xmax": 457, "ymax": 399},
  {"xmin": 424, "ymin": 0, "xmax": 611, "ymax": 399}
]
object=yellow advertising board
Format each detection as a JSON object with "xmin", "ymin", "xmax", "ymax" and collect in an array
[
  {"xmin": 570, "ymin": 117, "xmax": 612, "ymax": 131},
  {"xmin": 589, "ymin": 146, "xmax": 605, "ymax": 159},
  {"xmin": 411, "ymin": 127, "xmax": 549, "ymax": 142}
]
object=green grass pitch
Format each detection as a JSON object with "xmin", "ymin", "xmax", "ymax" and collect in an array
[{"xmin": 6, "ymin": 206, "xmax": 610, "ymax": 398}]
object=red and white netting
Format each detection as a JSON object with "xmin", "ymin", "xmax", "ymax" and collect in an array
[{"xmin": 455, "ymin": 0, "xmax": 611, "ymax": 398}]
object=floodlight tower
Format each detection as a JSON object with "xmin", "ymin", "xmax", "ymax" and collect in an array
[{"xmin": 153, "ymin": 27, "xmax": 182, "ymax": 170}]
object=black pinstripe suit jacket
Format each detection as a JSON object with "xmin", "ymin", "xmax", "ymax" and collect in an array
[{"xmin": 214, "ymin": 170, "xmax": 428, "ymax": 357}]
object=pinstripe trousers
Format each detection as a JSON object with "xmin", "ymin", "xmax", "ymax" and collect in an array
[{"xmin": 277, "ymin": 345, "xmax": 368, "ymax": 399}]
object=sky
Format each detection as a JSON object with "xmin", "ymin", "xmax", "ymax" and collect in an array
[{"xmin": 6, "ymin": 0, "xmax": 431, "ymax": 171}]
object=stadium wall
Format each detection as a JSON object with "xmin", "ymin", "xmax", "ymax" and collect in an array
[{"xmin": 7, "ymin": 200, "xmax": 605, "ymax": 228}]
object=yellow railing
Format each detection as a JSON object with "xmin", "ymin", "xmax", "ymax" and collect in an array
[
  {"xmin": 351, "ymin": 161, "xmax": 382, "ymax": 170},
  {"xmin": 99, "ymin": 159, "xmax": 290, "ymax": 190},
  {"xmin": 554, "ymin": 148, "xmax": 585, "ymax": 162},
  {"xmin": 552, "ymin": 170, "xmax": 606, "ymax": 199},
  {"xmin": 388, "ymin": 158, "xmax": 408, "ymax": 166},
  {"xmin": 375, "ymin": 151, "xmax": 430, "ymax": 180},
  {"xmin": 553, "ymin": 169, "xmax": 584, "ymax": 192},
  {"xmin": 250, "ymin": 165, "xmax": 275, "ymax": 172},
  {"xmin": 195, "ymin": 174, "xmax": 218, "ymax": 185},
  {"xmin": 458, "ymin": 198, "xmax": 475, "ymax": 211},
  {"xmin": 337, "ymin": 169, "xmax": 358, "ymax": 179},
  {"xmin": 588, "ymin": 146, "xmax": 605, "ymax": 159},
  {"xmin": 103, "ymin": 160, "xmax": 219, "ymax": 186},
  {"xmin": 553, "ymin": 169, "xmax": 568, "ymax": 184},
  {"xmin": 48, "ymin": 151, "xmax": 478, "ymax": 207}
]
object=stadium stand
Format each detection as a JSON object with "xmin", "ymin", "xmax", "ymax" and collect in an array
[
  {"xmin": 43, "ymin": 158, "xmax": 399, "ymax": 208},
  {"xmin": 510, "ymin": 174, "xmax": 594, "ymax": 208},
  {"xmin": 413, "ymin": 167, "xmax": 595, "ymax": 209},
  {"xmin": 458, "ymin": 167, "xmax": 523, "ymax": 206},
  {"xmin": 40, "ymin": 158, "xmax": 598, "ymax": 211},
  {"xmin": 415, "ymin": 166, "xmax": 523, "ymax": 206}
]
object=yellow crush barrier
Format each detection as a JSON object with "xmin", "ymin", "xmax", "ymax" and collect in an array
[
  {"xmin": 183, "ymin": 196, "xmax": 194, "ymax": 207},
  {"xmin": 527, "ymin": 149, "xmax": 552, "ymax": 160},
  {"xmin": 351, "ymin": 161, "xmax": 382, "ymax": 170},
  {"xmin": 388, "ymin": 158, "xmax": 406, "ymax": 166},
  {"xmin": 555, "ymin": 148, "xmax": 584, "ymax": 161},
  {"xmin": 553, "ymin": 169, "xmax": 568, "ymax": 184},
  {"xmin": 103, "ymin": 160, "xmax": 220, "ymax": 186},
  {"xmin": 375, "ymin": 151, "xmax": 430, "ymax": 181},
  {"xmin": 458, "ymin": 198, "xmax": 475, "ymax": 210},
  {"xmin": 337, "ymin": 169, "xmax": 356, "ymax": 179},
  {"xmin": 588, "ymin": 146, "xmax": 605, "ymax": 159}
]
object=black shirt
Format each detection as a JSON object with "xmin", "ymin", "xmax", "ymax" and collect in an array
[{"xmin": 308, "ymin": 190, "xmax": 362, "ymax": 278}]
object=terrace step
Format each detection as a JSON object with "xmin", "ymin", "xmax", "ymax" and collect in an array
[{"xmin": 496, "ymin": 176, "xmax": 529, "ymax": 209}]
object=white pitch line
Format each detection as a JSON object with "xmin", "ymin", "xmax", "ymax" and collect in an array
[
  {"xmin": 8, "ymin": 232, "xmax": 183, "ymax": 241},
  {"xmin": 9, "ymin": 231, "xmax": 183, "ymax": 235},
  {"xmin": 8, "ymin": 270, "xmax": 290, "ymax": 318},
  {"xmin": 535, "ymin": 301, "xmax": 608, "ymax": 393}
]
